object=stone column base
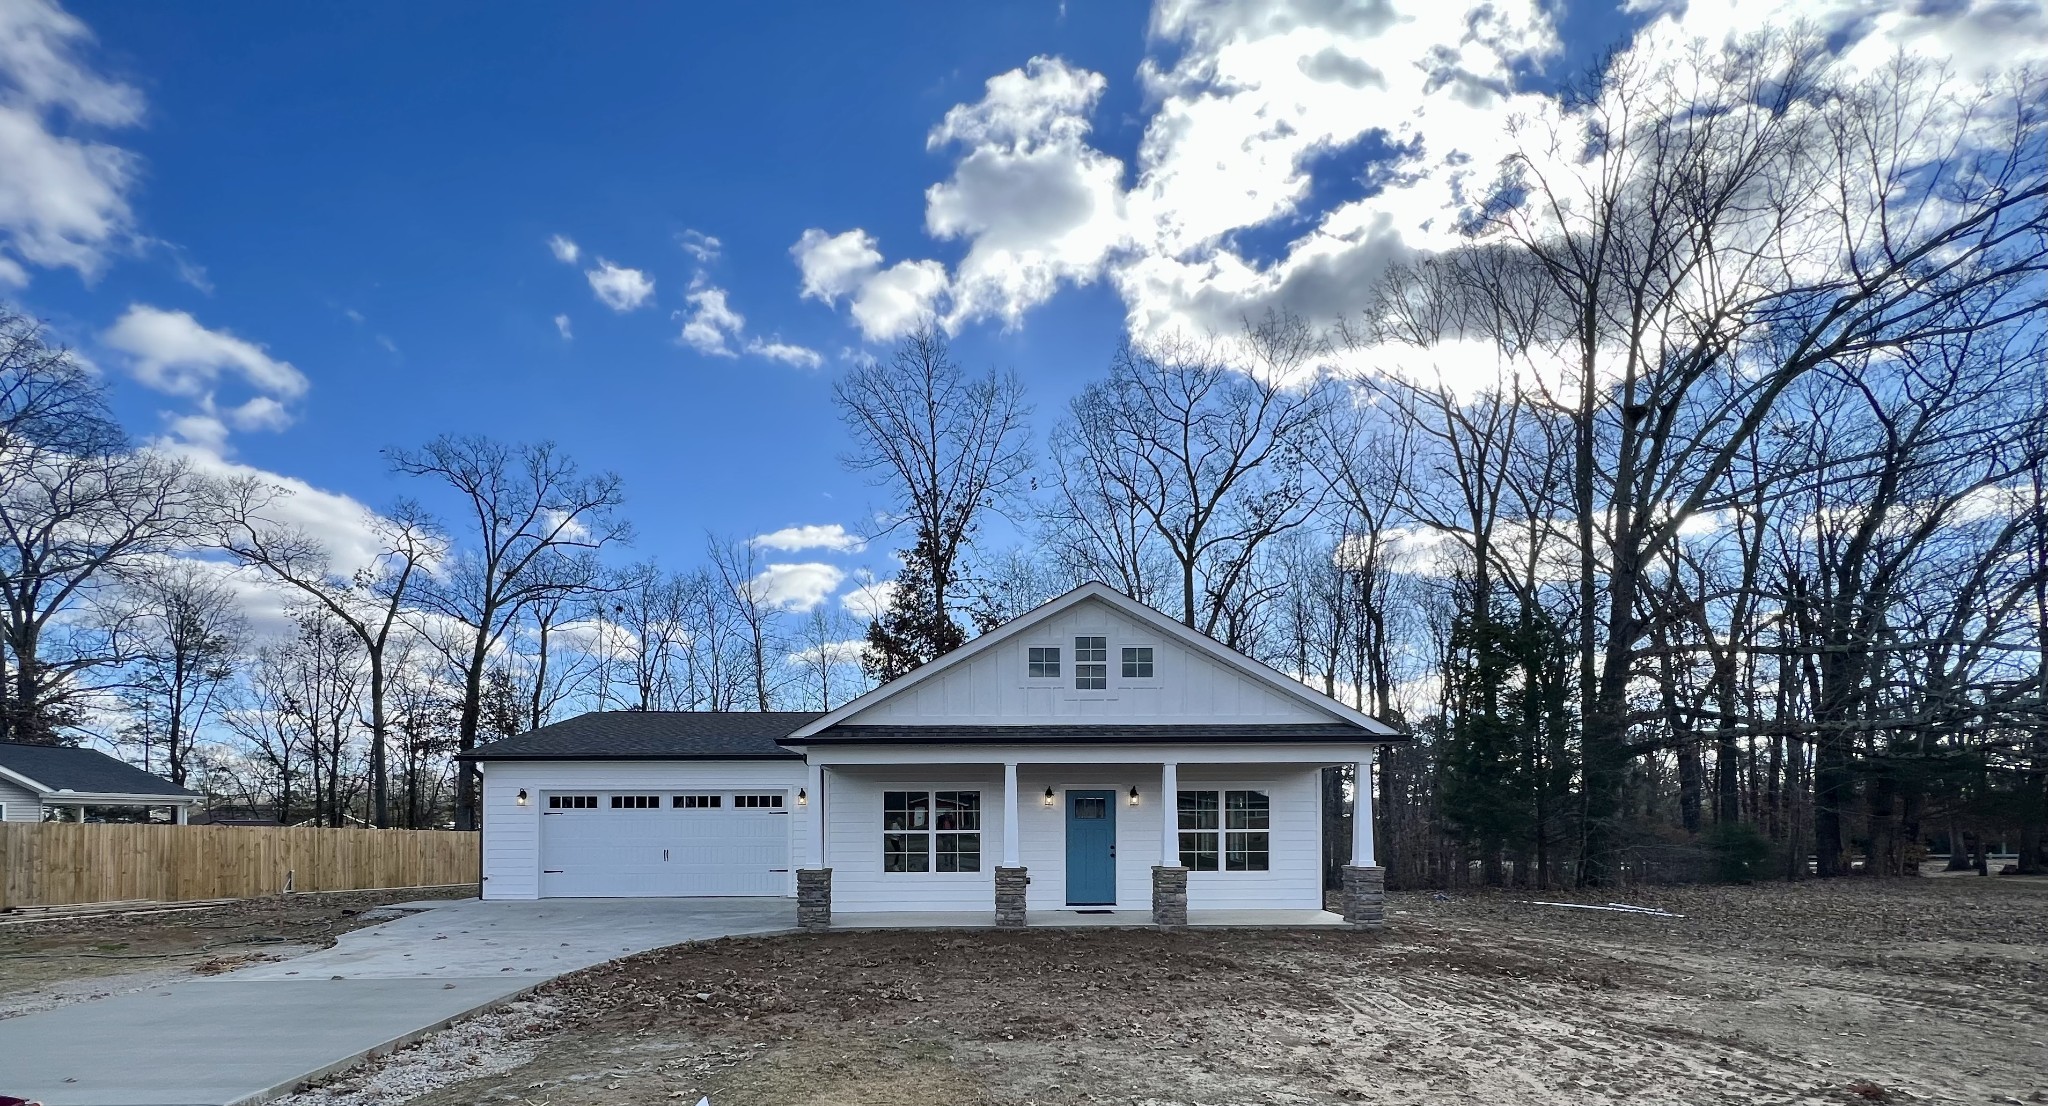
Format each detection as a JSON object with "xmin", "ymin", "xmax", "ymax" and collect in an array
[
  {"xmin": 1151, "ymin": 865, "xmax": 1189, "ymax": 928},
  {"xmin": 994, "ymin": 866, "xmax": 1028, "ymax": 927},
  {"xmin": 1341, "ymin": 864, "xmax": 1385, "ymax": 929},
  {"xmin": 797, "ymin": 868, "xmax": 832, "ymax": 931}
]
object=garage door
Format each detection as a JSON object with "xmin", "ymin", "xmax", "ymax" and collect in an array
[{"xmin": 539, "ymin": 790, "xmax": 791, "ymax": 897}]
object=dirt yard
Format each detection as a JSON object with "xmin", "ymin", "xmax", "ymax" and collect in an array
[
  {"xmin": 0, "ymin": 885, "xmax": 477, "ymax": 1014},
  {"xmin": 297, "ymin": 877, "xmax": 2045, "ymax": 1106}
]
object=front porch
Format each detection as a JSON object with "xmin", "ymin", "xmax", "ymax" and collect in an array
[{"xmin": 788, "ymin": 746, "xmax": 1387, "ymax": 931}]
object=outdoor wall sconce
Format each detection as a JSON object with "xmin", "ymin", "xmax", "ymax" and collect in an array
[
  {"xmin": 1043, "ymin": 786, "xmax": 1056, "ymax": 807},
  {"xmin": 516, "ymin": 789, "xmax": 529, "ymax": 806},
  {"xmin": 1128, "ymin": 785, "xmax": 1141, "ymax": 806},
  {"xmin": 797, "ymin": 788, "xmax": 808, "ymax": 806}
]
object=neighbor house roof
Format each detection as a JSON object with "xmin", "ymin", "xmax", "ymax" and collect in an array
[
  {"xmin": 0, "ymin": 742, "xmax": 200, "ymax": 800},
  {"xmin": 799, "ymin": 723, "xmax": 1383, "ymax": 745},
  {"xmin": 458, "ymin": 711, "xmax": 822, "ymax": 761}
]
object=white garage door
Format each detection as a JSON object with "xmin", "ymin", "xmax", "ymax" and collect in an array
[{"xmin": 539, "ymin": 790, "xmax": 791, "ymax": 897}]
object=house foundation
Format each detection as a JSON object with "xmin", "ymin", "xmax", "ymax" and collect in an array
[
  {"xmin": 797, "ymin": 868, "xmax": 832, "ymax": 930},
  {"xmin": 1341, "ymin": 864, "xmax": 1384, "ymax": 929},
  {"xmin": 993, "ymin": 866, "xmax": 1028, "ymax": 926},
  {"xmin": 1151, "ymin": 865, "xmax": 1188, "ymax": 928}
]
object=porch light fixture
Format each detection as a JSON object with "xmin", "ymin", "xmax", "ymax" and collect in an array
[
  {"xmin": 1128, "ymin": 785, "xmax": 1140, "ymax": 806},
  {"xmin": 1043, "ymin": 786, "xmax": 1055, "ymax": 807},
  {"xmin": 516, "ymin": 789, "xmax": 528, "ymax": 806},
  {"xmin": 797, "ymin": 788, "xmax": 808, "ymax": 806}
]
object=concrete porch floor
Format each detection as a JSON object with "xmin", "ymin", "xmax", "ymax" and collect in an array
[{"xmin": 832, "ymin": 908, "xmax": 1345, "ymax": 929}]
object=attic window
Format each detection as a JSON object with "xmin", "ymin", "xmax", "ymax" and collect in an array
[
  {"xmin": 1075, "ymin": 636, "xmax": 1107, "ymax": 690},
  {"xmin": 1028, "ymin": 646, "xmax": 1060, "ymax": 678},
  {"xmin": 1122, "ymin": 646, "xmax": 1154, "ymax": 679}
]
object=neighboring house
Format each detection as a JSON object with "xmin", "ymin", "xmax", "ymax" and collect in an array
[
  {"xmin": 0, "ymin": 742, "xmax": 202, "ymax": 824},
  {"xmin": 464, "ymin": 582, "xmax": 1404, "ymax": 927}
]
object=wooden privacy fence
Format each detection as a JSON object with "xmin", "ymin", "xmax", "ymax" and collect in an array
[{"xmin": 0, "ymin": 823, "xmax": 478, "ymax": 908}]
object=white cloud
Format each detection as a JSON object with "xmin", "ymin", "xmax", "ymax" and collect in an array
[
  {"xmin": 749, "ymin": 562, "xmax": 845, "ymax": 612},
  {"xmin": 225, "ymin": 394, "xmax": 292, "ymax": 432},
  {"xmin": 840, "ymin": 577, "xmax": 897, "ymax": 621},
  {"xmin": 677, "ymin": 279, "xmax": 824, "ymax": 367},
  {"xmin": 924, "ymin": 56, "xmax": 1129, "ymax": 330},
  {"xmin": 585, "ymin": 259, "xmax": 654, "ymax": 312},
  {"xmin": 788, "ymin": 639, "xmax": 869, "ymax": 668},
  {"xmin": 752, "ymin": 524, "xmax": 866, "ymax": 554},
  {"xmin": 547, "ymin": 234, "xmax": 579, "ymax": 264},
  {"xmin": 678, "ymin": 285, "xmax": 744, "ymax": 356},
  {"xmin": 103, "ymin": 305, "xmax": 309, "ymax": 400},
  {"xmin": 744, "ymin": 337, "xmax": 823, "ymax": 369},
  {"xmin": 0, "ymin": 0, "xmax": 145, "ymax": 284},
  {"xmin": 792, "ymin": 228, "xmax": 949, "ymax": 343},
  {"xmin": 553, "ymin": 313, "xmax": 572, "ymax": 340},
  {"xmin": 678, "ymin": 228, "xmax": 721, "ymax": 263}
]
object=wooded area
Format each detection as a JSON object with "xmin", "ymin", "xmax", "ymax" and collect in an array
[
  {"xmin": 0, "ymin": 823, "xmax": 477, "ymax": 907},
  {"xmin": 0, "ymin": 31, "xmax": 2040, "ymax": 888}
]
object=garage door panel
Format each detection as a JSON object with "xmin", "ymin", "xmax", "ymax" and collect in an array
[{"xmin": 539, "ymin": 792, "xmax": 790, "ymax": 897}]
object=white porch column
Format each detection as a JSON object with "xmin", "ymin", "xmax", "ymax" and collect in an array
[
  {"xmin": 1351, "ymin": 751, "xmax": 1377, "ymax": 867},
  {"xmin": 1001, "ymin": 762, "xmax": 1021, "ymax": 867},
  {"xmin": 805, "ymin": 760, "xmax": 826, "ymax": 867},
  {"xmin": 174, "ymin": 804, "xmax": 189, "ymax": 826},
  {"xmin": 1159, "ymin": 761, "xmax": 1179, "ymax": 866}
]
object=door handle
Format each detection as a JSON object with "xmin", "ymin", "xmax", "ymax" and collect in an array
[
  {"xmin": 663, "ymin": 849, "xmax": 670, "ymax": 861},
  {"xmin": 1110, "ymin": 844, "xmax": 1117, "ymax": 858}
]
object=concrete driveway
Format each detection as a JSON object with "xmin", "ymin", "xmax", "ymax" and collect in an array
[{"xmin": 0, "ymin": 897, "xmax": 795, "ymax": 1106}]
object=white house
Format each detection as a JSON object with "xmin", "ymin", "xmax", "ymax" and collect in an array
[
  {"xmin": 464, "ymin": 583, "xmax": 1401, "ymax": 927},
  {"xmin": 0, "ymin": 742, "xmax": 201, "ymax": 823}
]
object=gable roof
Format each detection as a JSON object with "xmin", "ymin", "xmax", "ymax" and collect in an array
[
  {"xmin": 783, "ymin": 581, "xmax": 1401, "ymax": 741},
  {"xmin": 0, "ymin": 742, "xmax": 199, "ymax": 799},
  {"xmin": 459, "ymin": 711, "xmax": 821, "ymax": 761}
]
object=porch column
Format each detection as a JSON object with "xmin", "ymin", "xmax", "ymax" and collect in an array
[
  {"xmin": 994, "ymin": 761, "xmax": 1026, "ymax": 927},
  {"xmin": 798, "ymin": 760, "xmax": 831, "ymax": 931},
  {"xmin": 174, "ymin": 804, "xmax": 189, "ymax": 826},
  {"xmin": 1001, "ymin": 762, "xmax": 1021, "ymax": 867},
  {"xmin": 1342, "ymin": 750, "xmax": 1385, "ymax": 930},
  {"xmin": 805, "ymin": 760, "xmax": 826, "ymax": 867},
  {"xmin": 1152, "ymin": 760, "xmax": 1187, "ymax": 929}
]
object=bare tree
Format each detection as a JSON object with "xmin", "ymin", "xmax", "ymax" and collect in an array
[
  {"xmin": 708, "ymin": 536, "xmax": 784, "ymax": 711},
  {"xmin": 216, "ymin": 481, "xmax": 443, "ymax": 827},
  {"xmin": 834, "ymin": 327, "xmax": 1030, "ymax": 676},
  {"xmin": 1062, "ymin": 312, "xmax": 1333, "ymax": 637},
  {"xmin": 117, "ymin": 561, "xmax": 245, "ymax": 785},
  {"xmin": 0, "ymin": 307, "xmax": 199, "ymax": 743},
  {"xmin": 389, "ymin": 436, "xmax": 629, "ymax": 829}
]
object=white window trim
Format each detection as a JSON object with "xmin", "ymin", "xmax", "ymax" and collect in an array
[
  {"xmin": 1020, "ymin": 642, "xmax": 1066, "ymax": 689},
  {"xmin": 1118, "ymin": 642, "xmax": 1161, "ymax": 689},
  {"xmin": 1175, "ymin": 788, "xmax": 1273, "ymax": 873},
  {"xmin": 880, "ymin": 786, "xmax": 987, "ymax": 878}
]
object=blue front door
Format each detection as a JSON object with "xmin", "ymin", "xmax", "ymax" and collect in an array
[{"xmin": 1064, "ymin": 790, "xmax": 1117, "ymax": 905}]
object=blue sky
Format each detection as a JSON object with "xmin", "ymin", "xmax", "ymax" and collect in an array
[{"xmin": 5, "ymin": 0, "xmax": 2012, "ymax": 624}]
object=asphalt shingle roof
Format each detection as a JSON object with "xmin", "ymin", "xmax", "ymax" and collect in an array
[
  {"xmin": 460, "ymin": 711, "xmax": 821, "ymax": 760},
  {"xmin": 800, "ymin": 723, "xmax": 1392, "ymax": 745},
  {"xmin": 0, "ymin": 742, "xmax": 199, "ymax": 797}
]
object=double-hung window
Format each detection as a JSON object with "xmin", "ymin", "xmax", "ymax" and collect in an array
[
  {"xmin": 1177, "ymin": 789, "xmax": 1270, "ymax": 871},
  {"xmin": 1028, "ymin": 646, "xmax": 1061, "ymax": 678},
  {"xmin": 882, "ymin": 790, "xmax": 982, "ymax": 872},
  {"xmin": 1074, "ymin": 636, "xmax": 1107, "ymax": 690}
]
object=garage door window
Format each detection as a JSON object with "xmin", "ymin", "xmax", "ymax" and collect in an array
[
  {"xmin": 882, "ymin": 790, "xmax": 981, "ymax": 873},
  {"xmin": 610, "ymin": 795, "xmax": 661, "ymax": 809},
  {"xmin": 675, "ymin": 795, "xmax": 721, "ymax": 808},
  {"xmin": 548, "ymin": 795, "xmax": 596, "ymax": 810},
  {"xmin": 733, "ymin": 794, "xmax": 784, "ymax": 809}
]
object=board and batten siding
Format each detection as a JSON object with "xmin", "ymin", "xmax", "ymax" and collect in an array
[
  {"xmin": 841, "ymin": 598, "xmax": 1331, "ymax": 727},
  {"xmin": 820, "ymin": 763, "xmax": 1323, "ymax": 913},
  {"xmin": 0, "ymin": 777, "xmax": 41, "ymax": 822},
  {"xmin": 478, "ymin": 759, "xmax": 807, "ymax": 899}
]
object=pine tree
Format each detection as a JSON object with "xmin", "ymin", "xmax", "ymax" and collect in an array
[{"xmin": 863, "ymin": 526, "xmax": 968, "ymax": 684}]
